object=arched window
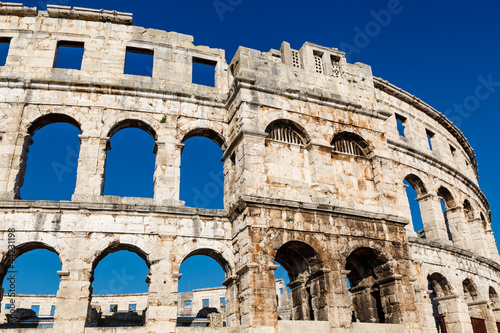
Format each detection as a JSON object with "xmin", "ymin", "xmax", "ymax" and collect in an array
[
  {"xmin": 88, "ymin": 245, "xmax": 150, "ymax": 327},
  {"xmin": 404, "ymin": 175, "xmax": 427, "ymax": 237},
  {"xmin": 0, "ymin": 244, "xmax": 61, "ymax": 328},
  {"xmin": 427, "ymin": 273, "xmax": 453, "ymax": 332},
  {"xmin": 20, "ymin": 114, "xmax": 82, "ymax": 200},
  {"xmin": 275, "ymin": 241, "xmax": 327, "ymax": 321},
  {"xmin": 462, "ymin": 278, "xmax": 478, "ymax": 304},
  {"xmin": 437, "ymin": 187, "xmax": 455, "ymax": 242},
  {"xmin": 178, "ymin": 249, "xmax": 229, "ymax": 327},
  {"xmin": 331, "ymin": 132, "xmax": 369, "ymax": 157},
  {"xmin": 104, "ymin": 120, "xmax": 157, "ymax": 198},
  {"xmin": 346, "ymin": 248, "xmax": 391, "ymax": 323},
  {"xmin": 463, "ymin": 200, "xmax": 474, "ymax": 220},
  {"xmin": 265, "ymin": 120, "xmax": 306, "ymax": 145},
  {"xmin": 180, "ymin": 129, "xmax": 225, "ymax": 209}
]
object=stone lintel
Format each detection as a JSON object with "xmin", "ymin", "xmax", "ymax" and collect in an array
[{"xmin": 236, "ymin": 262, "xmax": 259, "ymax": 276}]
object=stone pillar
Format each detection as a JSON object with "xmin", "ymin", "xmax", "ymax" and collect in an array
[
  {"xmin": 0, "ymin": 131, "xmax": 31, "ymax": 199},
  {"xmin": 329, "ymin": 269, "xmax": 354, "ymax": 330},
  {"xmin": 445, "ymin": 206, "xmax": 471, "ymax": 250},
  {"xmin": 145, "ymin": 237, "xmax": 178, "ymax": 333},
  {"xmin": 53, "ymin": 263, "xmax": 92, "ymax": 333},
  {"xmin": 416, "ymin": 193, "xmax": 452, "ymax": 244},
  {"xmin": 310, "ymin": 269, "xmax": 331, "ymax": 322},
  {"xmin": 72, "ymin": 136, "xmax": 108, "ymax": 202},
  {"xmin": 153, "ymin": 141, "xmax": 183, "ymax": 205},
  {"xmin": 236, "ymin": 260, "xmax": 277, "ymax": 332},
  {"xmin": 434, "ymin": 294, "xmax": 471, "ymax": 333},
  {"xmin": 222, "ymin": 275, "xmax": 240, "ymax": 327}
]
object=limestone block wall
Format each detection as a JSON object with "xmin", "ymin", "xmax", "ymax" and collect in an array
[{"xmin": 0, "ymin": 2, "xmax": 497, "ymax": 333}]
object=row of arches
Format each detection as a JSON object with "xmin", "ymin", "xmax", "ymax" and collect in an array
[
  {"xmin": 403, "ymin": 173, "xmax": 491, "ymax": 255},
  {"xmin": 1, "ymin": 240, "xmax": 403, "ymax": 328},
  {"xmin": 428, "ymin": 272, "xmax": 500, "ymax": 332},
  {"xmin": 18, "ymin": 115, "xmax": 225, "ymax": 209},
  {"xmin": 16, "ymin": 114, "xmax": 374, "ymax": 206}
]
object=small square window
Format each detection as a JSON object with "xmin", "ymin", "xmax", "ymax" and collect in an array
[
  {"xmin": 202, "ymin": 299, "xmax": 209, "ymax": 307},
  {"xmin": 110, "ymin": 304, "xmax": 118, "ymax": 312},
  {"xmin": 192, "ymin": 57, "xmax": 216, "ymax": 87},
  {"xmin": 128, "ymin": 304, "xmax": 136, "ymax": 311},
  {"xmin": 184, "ymin": 300, "xmax": 192, "ymax": 307},
  {"xmin": 4, "ymin": 303, "xmax": 9, "ymax": 309},
  {"xmin": 220, "ymin": 297, "xmax": 226, "ymax": 307},
  {"xmin": 0, "ymin": 37, "xmax": 11, "ymax": 66},
  {"xmin": 450, "ymin": 145, "xmax": 456, "ymax": 156},
  {"xmin": 396, "ymin": 114, "xmax": 406, "ymax": 137},
  {"xmin": 31, "ymin": 305, "xmax": 40, "ymax": 316},
  {"xmin": 426, "ymin": 129, "xmax": 435, "ymax": 151},
  {"xmin": 124, "ymin": 46, "xmax": 154, "ymax": 77},
  {"xmin": 50, "ymin": 305, "xmax": 55, "ymax": 316},
  {"xmin": 54, "ymin": 41, "xmax": 84, "ymax": 70}
]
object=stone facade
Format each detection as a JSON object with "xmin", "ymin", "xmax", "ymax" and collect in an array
[{"xmin": 0, "ymin": 3, "xmax": 498, "ymax": 333}]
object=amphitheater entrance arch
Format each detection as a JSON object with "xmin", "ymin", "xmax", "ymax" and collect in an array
[
  {"xmin": 87, "ymin": 243, "xmax": 150, "ymax": 328},
  {"xmin": 274, "ymin": 241, "xmax": 328, "ymax": 321},
  {"xmin": 178, "ymin": 248, "xmax": 231, "ymax": 327},
  {"xmin": 346, "ymin": 247, "xmax": 402, "ymax": 324}
]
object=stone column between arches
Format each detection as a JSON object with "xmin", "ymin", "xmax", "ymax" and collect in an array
[
  {"xmin": 433, "ymin": 294, "xmax": 472, "ymax": 333},
  {"xmin": 416, "ymin": 193, "xmax": 452, "ymax": 244},
  {"xmin": 153, "ymin": 141, "xmax": 184, "ymax": 205},
  {"xmin": 0, "ymin": 131, "xmax": 31, "ymax": 199},
  {"xmin": 72, "ymin": 135, "xmax": 108, "ymax": 202}
]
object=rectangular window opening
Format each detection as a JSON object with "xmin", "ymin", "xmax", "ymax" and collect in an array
[
  {"xmin": 0, "ymin": 37, "xmax": 11, "ymax": 66},
  {"xmin": 124, "ymin": 46, "xmax": 154, "ymax": 77},
  {"xmin": 50, "ymin": 305, "xmax": 55, "ymax": 316},
  {"xmin": 192, "ymin": 57, "xmax": 216, "ymax": 87},
  {"xmin": 110, "ymin": 304, "xmax": 118, "ymax": 312},
  {"xmin": 313, "ymin": 51, "xmax": 323, "ymax": 74},
  {"xmin": 128, "ymin": 303, "xmax": 137, "ymax": 311},
  {"xmin": 330, "ymin": 55, "xmax": 340, "ymax": 77},
  {"xmin": 202, "ymin": 299, "xmax": 209, "ymax": 308},
  {"xmin": 396, "ymin": 114, "xmax": 406, "ymax": 137},
  {"xmin": 220, "ymin": 297, "xmax": 226, "ymax": 307},
  {"xmin": 54, "ymin": 41, "xmax": 85, "ymax": 70},
  {"xmin": 450, "ymin": 145, "xmax": 456, "ymax": 157},
  {"xmin": 31, "ymin": 305, "xmax": 40, "ymax": 316},
  {"xmin": 426, "ymin": 129, "xmax": 435, "ymax": 151},
  {"xmin": 184, "ymin": 300, "xmax": 192, "ymax": 307},
  {"xmin": 280, "ymin": 288, "xmax": 284, "ymax": 295}
]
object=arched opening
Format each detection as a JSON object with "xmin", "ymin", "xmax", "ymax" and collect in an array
[
  {"xmin": 331, "ymin": 132, "xmax": 371, "ymax": 157},
  {"xmin": 265, "ymin": 119, "xmax": 308, "ymax": 145},
  {"xmin": 463, "ymin": 278, "xmax": 487, "ymax": 331},
  {"xmin": 437, "ymin": 187, "xmax": 455, "ymax": 242},
  {"xmin": 274, "ymin": 241, "xmax": 327, "ymax": 321},
  {"xmin": 489, "ymin": 287, "xmax": 500, "ymax": 323},
  {"xmin": 180, "ymin": 130, "xmax": 225, "ymax": 209},
  {"xmin": 427, "ymin": 273, "xmax": 453, "ymax": 333},
  {"xmin": 480, "ymin": 212, "xmax": 488, "ymax": 230},
  {"xmin": 463, "ymin": 200, "xmax": 474, "ymax": 220},
  {"xmin": 273, "ymin": 263, "xmax": 292, "ymax": 320},
  {"xmin": 0, "ymin": 243, "xmax": 61, "ymax": 328},
  {"xmin": 346, "ymin": 247, "xmax": 399, "ymax": 323},
  {"xmin": 177, "ymin": 249, "xmax": 229, "ymax": 327},
  {"xmin": 104, "ymin": 120, "xmax": 156, "ymax": 198},
  {"xmin": 87, "ymin": 245, "xmax": 150, "ymax": 327},
  {"xmin": 20, "ymin": 114, "xmax": 82, "ymax": 200},
  {"xmin": 404, "ymin": 175, "xmax": 427, "ymax": 237}
]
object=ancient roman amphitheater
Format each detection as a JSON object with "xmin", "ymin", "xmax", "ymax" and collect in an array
[{"xmin": 0, "ymin": 3, "xmax": 498, "ymax": 333}]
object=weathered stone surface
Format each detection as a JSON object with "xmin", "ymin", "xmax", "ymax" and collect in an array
[{"xmin": 0, "ymin": 2, "xmax": 497, "ymax": 333}]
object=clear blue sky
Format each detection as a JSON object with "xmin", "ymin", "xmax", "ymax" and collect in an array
[{"xmin": 3, "ymin": 0, "xmax": 500, "ymax": 298}]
